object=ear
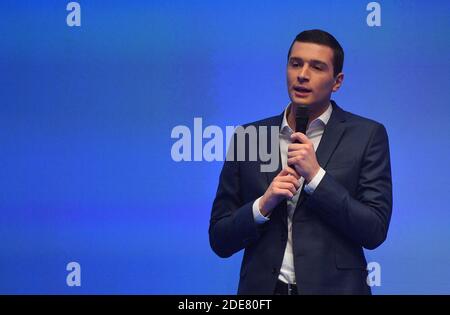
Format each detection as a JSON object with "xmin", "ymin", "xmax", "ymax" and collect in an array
[{"xmin": 332, "ymin": 72, "xmax": 344, "ymax": 92}]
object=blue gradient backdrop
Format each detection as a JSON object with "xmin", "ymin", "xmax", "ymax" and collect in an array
[{"xmin": 1, "ymin": 0, "xmax": 449, "ymax": 294}]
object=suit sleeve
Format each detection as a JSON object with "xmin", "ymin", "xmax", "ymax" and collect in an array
[
  {"xmin": 209, "ymin": 133, "xmax": 265, "ymax": 258},
  {"xmin": 308, "ymin": 123, "xmax": 393, "ymax": 250}
]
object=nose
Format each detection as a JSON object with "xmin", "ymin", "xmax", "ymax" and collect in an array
[{"xmin": 297, "ymin": 65, "xmax": 310, "ymax": 83}]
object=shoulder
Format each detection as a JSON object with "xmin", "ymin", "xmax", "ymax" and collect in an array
[
  {"xmin": 238, "ymin": 113, "xmax": 283, "ymax": 129},
  {"xmin": 341, "ymin": 109, "xmax": 388, "ymax": 137}
]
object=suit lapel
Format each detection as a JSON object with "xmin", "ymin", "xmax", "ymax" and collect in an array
[{"xmin": 315, "ymin": 100, "xmax": 347, "ymax": 169}]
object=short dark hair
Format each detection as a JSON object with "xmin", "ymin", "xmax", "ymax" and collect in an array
[{"xmin": 287, "ymin": 29, "xmax": 344, "ymax": 77}]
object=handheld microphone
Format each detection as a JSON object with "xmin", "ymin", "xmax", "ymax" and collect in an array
[
  {"xmin": 295, "ymin": 105, "xmax": 309, "ymax": 137},
  {"xmin": 289, "ymin": 105, "xmax": 309, "ymax": 182}
]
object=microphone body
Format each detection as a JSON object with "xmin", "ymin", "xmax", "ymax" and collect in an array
[
  {"xmin": 290, "ymin": 105, "xmax": 309, "ymax": 178},
  {"xmin": 295, "ymin": 105, "xmax": 309, "ymax": 137}
]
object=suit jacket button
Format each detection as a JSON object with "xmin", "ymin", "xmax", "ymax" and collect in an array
[{"xmin": 272, "ymin": 268, "xmax": 277, "ymax": 275}]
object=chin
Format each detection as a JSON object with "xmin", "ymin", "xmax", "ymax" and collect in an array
[{"xmin": 291, "ymin": 97, "xmax": 312, "ymax": 106}]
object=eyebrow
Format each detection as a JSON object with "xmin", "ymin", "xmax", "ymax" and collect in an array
[{"xmin": 289, "ymin": 57, "xmax": 329, "ymax": 67}]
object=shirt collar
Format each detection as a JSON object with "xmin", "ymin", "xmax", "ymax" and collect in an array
[{"xmin": 280, "ymin": 102, "xmax": 333, "ymax": 135}]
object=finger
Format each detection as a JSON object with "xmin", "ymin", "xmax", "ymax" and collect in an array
[
  {"xmin": 277, "ymin": 168, "xmax": 289, "ymax": 178},
  {"xmin": 274, "ymin": 183, "xmax": 297, "ymax": 195},
  {"xmin": 287, "ymin": 149, "xmax": 306, "ymax": 159},
  {"xmin": 287, "ymin": 156, "xmax": 303, "ymax": 166},
  {"xmin": 289, "ymin": 176, "xmax": 301, "ymax": 189},
  {"xmin": 278, "ymin": 170, "xmax": 300, "ymax": 187},
  {"xmin": 290, "ymin": 132, "xmax": 312, "ymax": 145},
  {"xmin": 273, "ymin": 188, "xmax": 294, "ymax": 199},
  {"xmin": 284, "ymin": 166, "xmax": 300, "ymax": 179},
  {"xmin": 287, "ymin": 143, "xmax": 303, "ymax": 152},
  {"xmin": 279, "ymin": 176, "xmax": 300, "ymax": 190},
  {"xmin": 277, "ymin": 182, "xmax": 297, "ymax": 194}
]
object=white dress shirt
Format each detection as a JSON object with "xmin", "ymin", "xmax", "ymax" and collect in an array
[{"xmin": 252, "ymin": 102, "xmax": 332, "ymax": 284}]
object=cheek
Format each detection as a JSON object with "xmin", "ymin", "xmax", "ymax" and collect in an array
[
  {"xmin": 286, "ymin": 70, "xmax": 297, "ymax": 84},
  {"xmin": 316, "ymin": 78, "xmax": 335, "ymax": 93},
  {"xmin": 286, "ymin": 74, "xmax": 293, "ymax": 84}
]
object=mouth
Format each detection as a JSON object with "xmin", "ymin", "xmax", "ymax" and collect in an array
[{"xmin": 293, "ymin": 86, "xmax": 312, "ymax": 97}]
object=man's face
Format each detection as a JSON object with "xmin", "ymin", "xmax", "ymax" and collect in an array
[{"xmin": 287, "ymin": 41, "xmax": 343, "ymax": 109}]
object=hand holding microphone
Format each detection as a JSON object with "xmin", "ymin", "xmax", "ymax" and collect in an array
[
  {"xmin": 288, "ymin": 105, "xmax": 320, "ymax": 184},
  {"xmin": 258, "ymin": 106, "xmax": 311, "ymax": 216}
]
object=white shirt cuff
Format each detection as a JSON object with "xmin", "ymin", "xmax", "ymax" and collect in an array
[
  {"xmin": 252, "ymin": 196, "xmax": 270, "ymax": 224},
  {"xmin": 304, "ymin": 167, "xmax": 326, "ymax": 194}
]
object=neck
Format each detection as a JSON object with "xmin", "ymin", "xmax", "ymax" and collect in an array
[{"xmin": 287, "ymin": 101, "xmax": 330, "ymax": 131}]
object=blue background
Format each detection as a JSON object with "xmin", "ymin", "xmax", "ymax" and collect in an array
[{"xmin": 1, "ymin": 0, "xmax": 449, "ymax": 294}]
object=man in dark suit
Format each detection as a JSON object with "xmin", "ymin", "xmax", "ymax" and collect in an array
[{"xmin": 209, "ymin": 29, "xmax": 392, "ymax": 295}]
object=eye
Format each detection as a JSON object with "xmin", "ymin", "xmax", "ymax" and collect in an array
[
  {"xmin": 313, "ymin": 65, "xmax": 323, "ymax": 70},
  {"xmin": 290, "ymin": 61, "xmax": 301, "ymax": 68}
]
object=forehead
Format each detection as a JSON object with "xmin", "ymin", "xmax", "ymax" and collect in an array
[{"xmin": 289, "ymin": 42, "xmax": 334, "ymax": 65}]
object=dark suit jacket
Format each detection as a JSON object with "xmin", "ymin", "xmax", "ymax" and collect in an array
[{"xmin": 209, "ymin": 101, "xmax": 392, "ymax": 295}]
